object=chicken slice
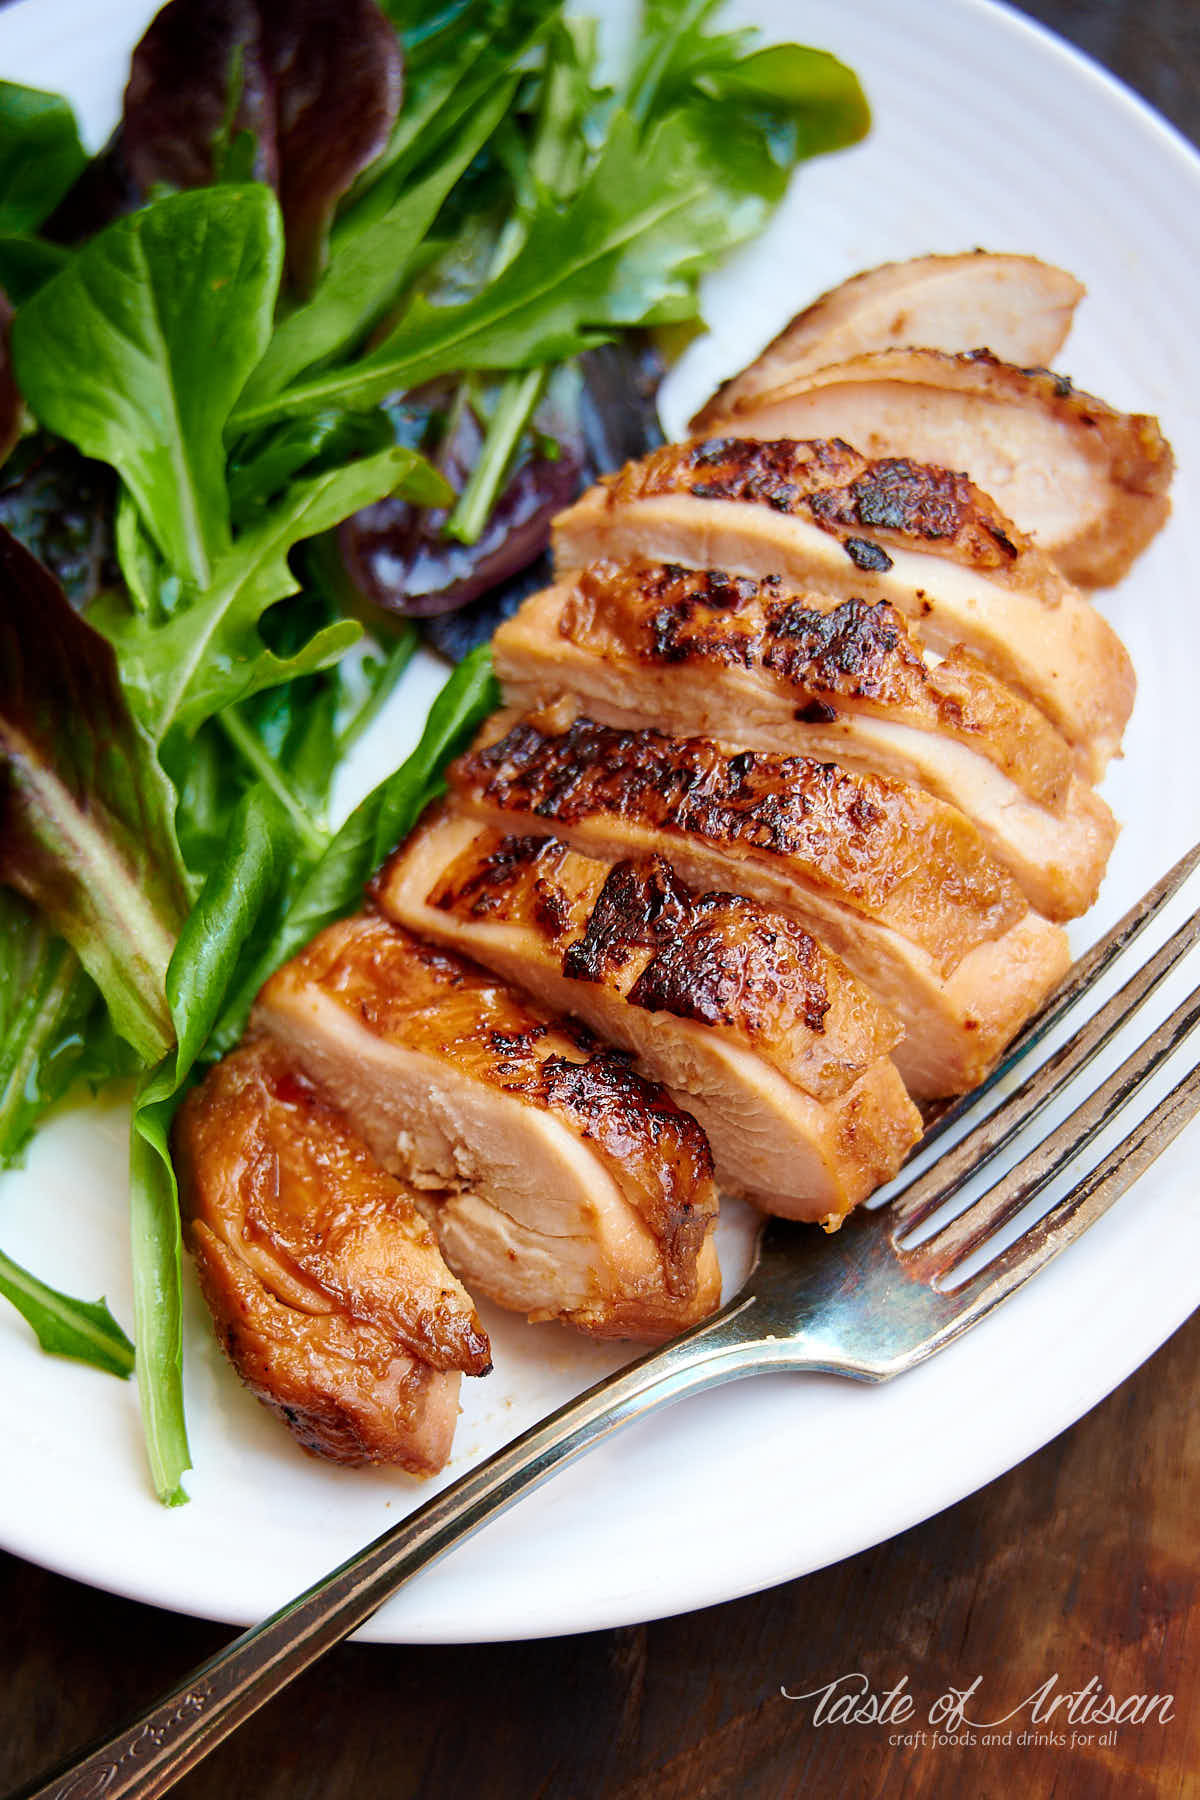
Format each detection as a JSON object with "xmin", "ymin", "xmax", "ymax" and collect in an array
[
  {"xmin": 691, "ymin": 251, "xmax": 1084, "ymax": 429},
  {"xmin": 552, "ymin": 438, "xmax": 1135, "ymax": 777},
  {"xmin": 699, "ymin": 349, "xmax": 1173, "ymax": 587},
  {"xmin": 377, "ymin": 809, "xmax": 923, "ymax": 1224},
  {"xmin": 494, "ymin": 560, "xmax": 1117, "ymax": 922},
  {"xmin": 252, "ymin": 914, "xmax": 721, "ymax": 1342},
  {"xmin": 449, "ymin": 714, "xmax": 1071, "ymax": 1098},
  {"xmin": 173, "ymin": 1038, "xmax": 491, "ymax": 1472}
]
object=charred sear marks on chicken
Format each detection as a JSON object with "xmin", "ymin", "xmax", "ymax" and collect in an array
[
  {"xmin": 450, "ymin": 714, "xmax": 1026, "ymax": 960},
  {"xmin": 534, "ymin": 560, "xmax": 1074, "ymax": 810},
  {"xmin": 806, "ymin": 455, "xmax": 1021, "ymax": 563},
  {"xmin": 608, "ymin": 437, "xmax": 1032, "ymax": 573},
  {"xmin": 279, "ymin": 910, "xmax": 716, "ymax": 1279},
  {"xmin": 410, "ymin": 815, "xmax": 904, "ymax": 1101},
  {"xmin": 561, "ymin": 855, "xmax": 833, "ymax": 1036}
]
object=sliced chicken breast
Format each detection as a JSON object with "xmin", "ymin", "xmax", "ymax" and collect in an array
[
  {"xmin": 691, "ymin": 251, "xmax": 1084, "ymax": 429},
  {"xmin": 377, "ymin": 809, "xmax": 923, "ymax": 1224},
  {"xmin": 553, "ymin": 439, "xmax": 1135, "ymax": 777},
  {"xmin": 449, "ymin": 714, "xmax": 1071, "ymax": 1098},
  {"xmin": 493, "ymin": 560, "xmax": 1116, "ymax": 921},
  {"xmin": 174, "ymin": 1037, "xmax": 491, "ymax": 1472},
  {"xmin": 252, "ymin": 914, "xmax": 721, "ymax": 1342},
  {"xmin": 700, "ymin": 349, "xmax": 1173, "ymax": 587}
]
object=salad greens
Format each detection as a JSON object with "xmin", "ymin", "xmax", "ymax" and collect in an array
[
  {"xmin": 13, "ymin": 185, "xmax": 285, "ymax": 587},
  {"xmin": 0, "ymin": 80, "xmax": 87, "ymax": 235},
  {"xmin": 0, "ymin": 0, "xmax": 868, "ymax": 1501}
]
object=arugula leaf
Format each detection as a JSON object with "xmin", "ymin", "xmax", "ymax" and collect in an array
[
  {"xmin": 0, "ymin": 436, "xmax": 119, "ymax": 610},
  {"xmin": 130, "ymin": 782, "xmax": 300, "ymax": 1505},
  {"xmin": 211, "ymin": 641, "xmax": 498, "ymax": 1049},
  {"xmin": 0, "ymin": 81, "xmax": 87, "ymax": 235},
  {"xmin": 12, "ymin": 186, "xmax": 284, "ymax": 587},
  {"xmin": 227, "ymin": 409, "xmax": 394, "ymax": 526},
  {"xmin": 0, "ymin": 529, "xmax": 189, "ymax": 1063},
  {"xmin": 0, "ymin": 1247, "xmax": 134, "ymax": 1379},
  {"xmin": 94, "ymin": 445, "xmax": 449, "ymax": 743},
  {"xmin": 238, "ymin": 78, "xmax": 519, "ymax": 409},
  {"xmin": 232, "ymin": 110, "xmax": 756, "ymax": 428},
  {"xmin": 357, "ymin": 0, "xmax": 557, "ymax": 217}
]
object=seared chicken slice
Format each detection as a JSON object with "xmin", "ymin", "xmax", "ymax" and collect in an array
[
  {"xmin": 377, "ymin": 809, "xmax": 923, "ymax": 1224},
  {"xmin": 253, "ymin": 914, "xmax": 721, "ymax": 1342},
  {"xmin": 494, "ymin": 561, "xmax": 1116, "ymax": 921},
  {"xmin": 691, "ymin": 251, "xmax": 1084, "ymax": 429},
  {"xmin": 552, "ymin": 438, "xmax": 1135, "ymax": 777},
  {"xmin": 173, "ymin": 1038, "xmax": 491, "ymax": 1472},
  {"xmin": 700, "ymin": 350, "xmax": 1173, "ymax": 587},
  {"xmin": 449, "ymin": 714, "xmax": 1071, "ymax": 1098}
]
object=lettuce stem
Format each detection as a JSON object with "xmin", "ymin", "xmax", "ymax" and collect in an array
[
  {"xmin": 215, "ymin": 706, "xmax": 328, "ymax": 858},
  {"xmin": 444, "ymin": 366, "xmax": 545, "ymax": 546}
]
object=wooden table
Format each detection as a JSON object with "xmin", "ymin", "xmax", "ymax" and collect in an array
[{"xmin": 3, "ymin": 4, "xmax": 1197, "ymax": 1796}]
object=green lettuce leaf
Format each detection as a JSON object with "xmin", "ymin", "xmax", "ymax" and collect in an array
[
  {"xmin": 232, "ymin": 109, "xmax": 758, "ymax": 428},
  {"xmin": 12, "ymin": 186, "xmax": 284, "ymax": 587},
  {"xmin": 130, "ymin": 782, "xmax": 300, "ymax": 1505},
  {"xmin": 211, "ymin": 641, "xmax": 498, "ymax": 1050},
  {"xmin": 95, "ymin": 445, "xmax": 449, "ymax": 743},
  {"xmin": 0, "ymin": 893, "xmax": 136, "ymax": 1167},
  {"xmin": 240, "ymin": 80, "xmax": 519, "ymax": 410},
  {"xmin": 0, "ymin": 1248, "xmax": 134, "ymax": 1379},
  {"xmin": 0, "ymin": 234, "xmax": 71, "ymax": 305},
  {"xmin": 0, "ymin": 81, "xmax": 87, "ymax": 234}
]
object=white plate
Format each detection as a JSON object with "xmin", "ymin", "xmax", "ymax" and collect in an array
[{"xmin": 1, "ymin": 0, "xmax": 1198, "ymax": 1644}]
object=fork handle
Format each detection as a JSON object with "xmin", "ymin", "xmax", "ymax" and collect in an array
[{"xmin": 13, "ymin": 1300, "xmax": 776, "ymax": 1800}]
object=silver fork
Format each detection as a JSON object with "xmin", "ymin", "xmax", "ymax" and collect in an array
[{"xmin": 13, "ymin": 842, "xmax": 1200, "ymax": 1800}]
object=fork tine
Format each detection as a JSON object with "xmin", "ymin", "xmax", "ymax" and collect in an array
[
  {"xmin": 890, "ymin": 896, "xmax": 1200, "ymax": 1232},
  {"xmin": 917, "ymin": 1055, "xmax": 1200, "ymax": 1361},
  {"xmin": 907, "ymin": 976, "xmax": 1200, "ymax": 1278},
  {"xmin": 912, "ymin": 837, "xmax": 1200, "ymax": 1162}
]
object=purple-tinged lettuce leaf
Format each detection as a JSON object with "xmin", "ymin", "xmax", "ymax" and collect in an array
[
  {"xmin": 0, "ymin": 528, "xmax": 189, "ymax": 1064},
  {"xmin": 124, "ymin": 0, "xmax": 403, "ymax": 292},
  {"xmin": 0, "ymin": 293, "xmax": 20, "ymax": 473},
  {"xmin": 42, "ymin": 130, "xmax": 140, "ymax": 247},
  {"xmin": 338, "ymin": 388, "xmax": 579, "ymax": 618},
  {"xmin": 0, "ymin": 436, "xmax": 119, "ymax": 610},
  {"xmin": 230, "ymin": 109, "xmax": 766, "ymax": 430},
  {"xmin": 237, "ymin": 75, "xmax": 516, "ymax": 410}
]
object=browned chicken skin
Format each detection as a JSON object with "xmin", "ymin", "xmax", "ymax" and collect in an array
[
  {"xmin": 378, "ymin": 808, "xmax": 922, "ymax": 1223},
  {"xmin": 174, "ymin": 249, "xmax": 1141, "ymax": 1478},
  {"xmin": 449, "ymin": 713, "xmax": 1071, "ymax": 1097},
  {"xmin": 253, "ymin": 914, "xmax": 721, "ymax": 1341},
  {"xmin": 698, "ymin": 349, "xmax": 1173, "ymax": 587},
  {"xmin": 494, "ymin": 559, "xmax": 1116, "ymax": 920},
  {"xmin": 691, "ymin": 251, "xmax": 1085, "ymax": 429},
  {"xmin": 553, "ymin": 438, "xmax": 1135, "ymax": 775},
  {"xmin": 173, "ymin": 1038, "xmax": 490, "ymax": 1472}
]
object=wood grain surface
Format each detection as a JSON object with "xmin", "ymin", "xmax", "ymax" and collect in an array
[{"xmin": 2, "ymin": 3, "xmax": 1198, "ymax": 1798}]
